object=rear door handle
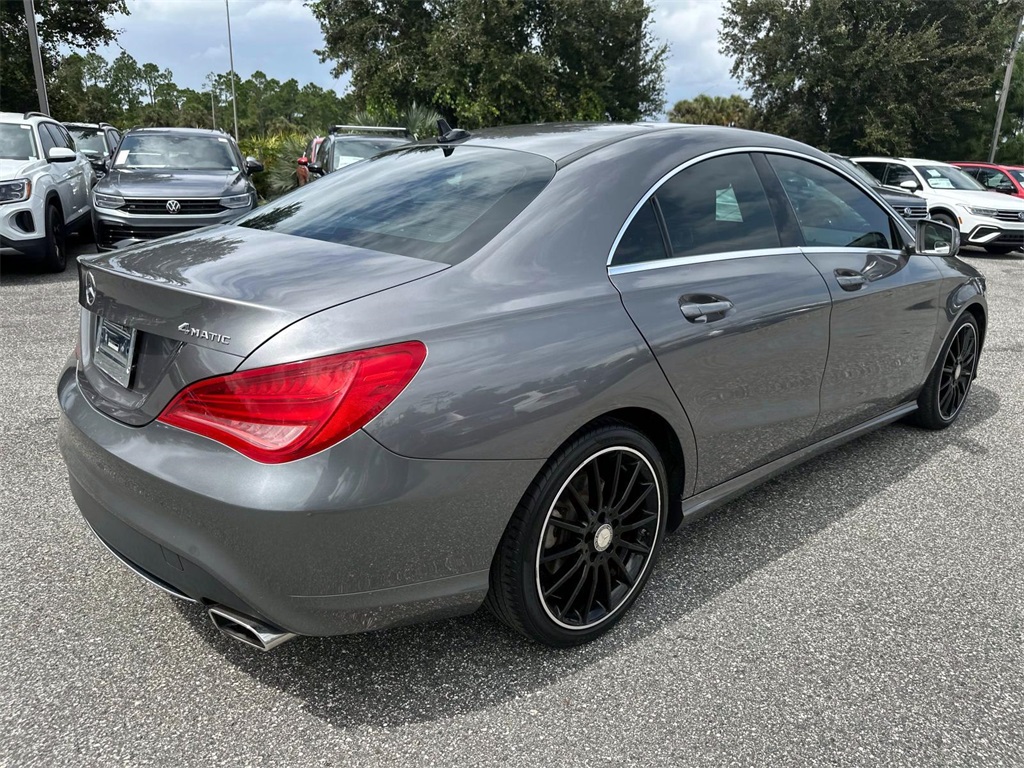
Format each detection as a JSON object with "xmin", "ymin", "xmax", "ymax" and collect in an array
[
  {"xmin": 834, "ymin": 269, "xmax": 867, "ymax": 291},
  {"xmin": 680, "ymin": 299, "xmax": 734, "ymax": 323}
]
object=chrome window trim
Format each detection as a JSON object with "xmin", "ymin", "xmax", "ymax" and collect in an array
[
  {"xmin": 609, "ymin": 246, "xmax": 797, "ymax": 275},
  {"xmin": 606, "ymin": 145, "xmax": 915, "ymax": 269}
]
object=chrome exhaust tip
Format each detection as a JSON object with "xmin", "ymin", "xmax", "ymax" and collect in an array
[{"xmin": 207, "ymin": 605, "xmax": 297, "ymax": 651}]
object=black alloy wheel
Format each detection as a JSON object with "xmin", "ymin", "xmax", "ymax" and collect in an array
[
  {"xmin": 936, "ymin": 321, "xmax": 978, "ymax": 421},
  {"xmin": 487, "ymin": 422, "xmax": 667, "ymax": 646},
  {"xmin": 911, "ymin": 313, "xmax": 979, "ymax": 430},
  {"xmin": 536, "ymin": 446, "xmax": 660, "ymax": 630}
]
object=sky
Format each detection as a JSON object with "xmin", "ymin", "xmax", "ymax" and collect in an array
[{"xmin": 94, "ymin": 0, "xmax": 743, "ymax": 112}]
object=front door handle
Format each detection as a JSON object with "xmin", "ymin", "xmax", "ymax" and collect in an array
[
  {"xmin": 834, "ymin": 269, "xmax": 867, "ymax": 291},
  {"xmin": 680, "ymin": 299, "xmax": 734, "ymax": 323}
]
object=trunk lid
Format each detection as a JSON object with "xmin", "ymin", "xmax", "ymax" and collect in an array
[{"xmin": 76, "ymin": 225, "xmax": 448, "ymax": 425}]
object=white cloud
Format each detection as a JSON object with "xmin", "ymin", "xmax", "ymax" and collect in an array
[{"xmin": 651, "ymin": 0, "xmax": 745, "ymax": 109}]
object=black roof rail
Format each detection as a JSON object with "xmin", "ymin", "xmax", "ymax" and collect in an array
[{"xmin": 23, "ymin": 111, "xmax": 49, "ymax": 120}]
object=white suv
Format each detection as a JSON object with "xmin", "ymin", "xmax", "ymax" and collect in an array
[
  {"xmin": 0, "ymin": 111, "xmax": 95, "ymax": 271},
  {"xmin": 851, "ymin": 156, "xmax": 1024, "ymax": 255}
]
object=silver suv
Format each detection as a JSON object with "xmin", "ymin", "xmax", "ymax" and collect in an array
[
  {"xmin": 0, "ymin": 111, "xmax": 95, "ymax": 271},
  {"xmin": 91, "ymin": 127, "xmax": 262, "ymax": 250}
]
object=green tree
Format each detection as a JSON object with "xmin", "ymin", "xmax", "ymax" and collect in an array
[
  {"xmin": 0, "ymin": 0, "xmax": 126, "ymax": 113},
  {"xmin": 668, "ymin": 94, "xmax": 755, "ymax": 127},
  {"xmin": 309, "ymin": 0, "xmax": 667, "ymax": 127},
  {"xmin": 720, "ymin": 0, "xmax": 1021, "ymax": 157}
]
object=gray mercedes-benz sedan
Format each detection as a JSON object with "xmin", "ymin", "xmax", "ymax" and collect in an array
[{"xmin": 58, "ymin": 123, "xmax": 987, "ymax": 651}]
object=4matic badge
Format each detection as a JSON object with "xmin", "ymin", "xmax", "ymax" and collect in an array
[{"xmin": 178, "ymin": 322, "xmax": 231, "ymax": 345}]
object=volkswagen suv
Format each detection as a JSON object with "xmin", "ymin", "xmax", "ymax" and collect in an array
[
  {"xmin": 0, "ymin": 111, "xmax": 94, "ymax": 271},
  {"xmin": 91, "ymin": 127, "xmax": 262, "ymax": 250}
]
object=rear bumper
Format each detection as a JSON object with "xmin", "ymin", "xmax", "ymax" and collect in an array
[{"xmin": 57, "ymin": 361, "xmax": 540, "ymax": 636}]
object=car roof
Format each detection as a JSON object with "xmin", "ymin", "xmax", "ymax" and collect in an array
[
  {"xmin": 851, "ymin": 156, "xmax": 954, "ymax": 167},
  {"xmin": 64, "ymin": 122, "xmax": 115, "ymax": 130},
  {"xmin": 0, "ymin": 111, "xmax": 57, "ymax": 125},
  {"xmin": 126, "ymin": 126, "xmax": 231, "ymax": 138}
]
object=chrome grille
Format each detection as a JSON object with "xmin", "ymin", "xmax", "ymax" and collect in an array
[
  {"xmin": 122, "ymin": 198, "xmax": 224, "ymax": 215},
  {"xmin": 900, "ymin": 206, "xmax": 928, "ymax": 220},
  {"xmin": 993, "ymin": 209, "xmax": 1024, "ymax": 222}
]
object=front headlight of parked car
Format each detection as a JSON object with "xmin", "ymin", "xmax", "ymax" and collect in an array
[
  {"xmin": 963, "ymin": 205, "xmax": 998, "ymax": 218},
  {"xmin": 220, "ymin": 193, "xmax": 252, "ymax": 209},
  {"xmin": 94, "ymin": 192, "xmax": 125, "ymax": 209},
  {"xmin": 0, "ymin": 178, "xmax": 31, "ymax": 204}
]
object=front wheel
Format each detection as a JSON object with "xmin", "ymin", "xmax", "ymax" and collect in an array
[
  {"xmin": 486, "ymin": 422, "xmax": 667, "ymax": 646},
  {"xmin": 41, "ymin": 204, "xmax": 67, "ymax": 273},
  {"xmin": 910, "ymin": 313, "xmax": 979, "ymax": 430}
]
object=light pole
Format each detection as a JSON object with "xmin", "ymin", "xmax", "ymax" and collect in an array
[
  {"xmin": 225, "ymin": 0, "xmax": 239, "ymax": 140},
  {"xmin": 989, "ymin": 13, "xmax": 1024, "ymax": 163},
  {"xmin": 22, "ymin": 0, "xmax": 49, "ymax": 114}
]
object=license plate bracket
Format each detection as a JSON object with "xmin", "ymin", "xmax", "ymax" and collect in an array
[{"xmin": 94, "ymin": 317, "xmax": 137, "ymax": 388}]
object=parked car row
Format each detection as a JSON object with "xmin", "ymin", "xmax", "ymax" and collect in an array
[
  {"xmin": 1, "ymin": 112, "xmax": 262, "ymax": 270},
  {"xmin": 851, "ymin": 156, "xmax": 1024, "ymax": 255}
]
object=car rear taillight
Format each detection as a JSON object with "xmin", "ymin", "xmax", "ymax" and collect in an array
[{"xmin": 157, "ymin": 341, "xmax": 426, "ymax": 463}]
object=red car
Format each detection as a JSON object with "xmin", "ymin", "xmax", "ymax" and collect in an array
[{"xmin": 950, "ymin": 161, "xmax": 1024, "ymax": 198}]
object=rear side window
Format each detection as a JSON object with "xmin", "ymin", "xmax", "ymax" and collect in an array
[
  {"xmin": 655, "ymin": 153, "xmax": 780, "ymax": 258},
  {"xmin": 612, "ymin": 201, "xmax": 668, "ymax": 265},
  {"xmin": 768, "ymin": 154, "xmax": 894, "ymax": 249},
  {"xmin": 237, "ymin": 146, "xmax": 555, "ymax": 264}
]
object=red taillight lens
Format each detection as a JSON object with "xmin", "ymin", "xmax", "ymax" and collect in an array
[{"xmin": 157, "ymin": 341, "xmax": 426, "ymax": 463}]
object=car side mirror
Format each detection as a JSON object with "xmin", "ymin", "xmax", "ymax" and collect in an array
[
  {"xmin": 244, "ymin": 156, "xmax": 264, "ymax": 174},
  {"xmin": 899, "ymin": 179, "xmax": 920, "ymax": 191},
  {"xmin": 915, "ymin": 219, "xmax": 959, "ymax": 257},
  {"xmin": 48, "ymin": 147, "xmax": 77, "ymax": 163},
  {"xmin": 308, "ymin": 162, "xmax": 323, "ymax": 175}
]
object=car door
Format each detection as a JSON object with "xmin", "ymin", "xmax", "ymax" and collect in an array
[
  {"xmin": 762, "ymin": 153, "xmax": 942, "ymax": 439},
  {"xmin": 608, "ymin": 151, "xmax": 833, "ymax": 492},
  {"xmin": 41, "ymin": 123, "xmax": 87, "ymax": 220}
]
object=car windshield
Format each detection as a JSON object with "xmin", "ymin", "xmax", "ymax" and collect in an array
[
  {"xmin": 832, "ymin": 156, "xmax": 882, "ymax": 188},
  {"xmin": 0, "ymin": 123, "xmax": 38, "ymax": 160},
  {"xmin": 330, "ymin": 137, "xmax": 407, "ymax": 166},
  {"xmin": 237, "ymin": 145, "xmax": 555, "ymax": 264},
  {"xmin": 69, "ymin": 128, "xmax": 107, "ymax": 155},
  {"xmin": 112, "ymin": 134, "xmax": 239, "ymax": 171},
  {"xmin": 913, "ymin": 164, "xmax": 985, "ymax": 191}
]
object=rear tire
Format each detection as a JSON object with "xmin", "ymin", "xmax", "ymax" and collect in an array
[
  {"xmin": 910, "ymin": 313, "xmax": 979, "ymax": 430},
  {"xmin": 486, "ymin": 421, "xmax": 667, "ymax": 646},
  {"xmin": 984, "ymin": 245, "xmax": 1015, "ymax": 255},
  {"xmin": 41, "ymin": 203, "xmax": 67, "ymax": 273}
]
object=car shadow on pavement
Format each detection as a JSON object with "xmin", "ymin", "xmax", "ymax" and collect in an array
[{"xmin": 173, "ymin": 383, "xmax": 1000, "ymax": 730}]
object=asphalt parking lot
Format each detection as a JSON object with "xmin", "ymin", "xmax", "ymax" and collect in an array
[{"xmin": 2, "ymin": 241, "xmax": 1022, "ymax": 767}]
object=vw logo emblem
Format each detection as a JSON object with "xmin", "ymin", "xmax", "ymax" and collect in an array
[
  {"xmin": 85, "ymin": 271, "xmax": 97, "ymax": 306},
  {"xmin": 903, "ymin": 207, "xmax": 912, "ymax": 216},
  {"xmin": 1018, "ymin": 212, "xmax": 1024, "ymax": 222},
  {"xmin": 166, "ymin": 199, "xmax": 181, "ymax": 214}
]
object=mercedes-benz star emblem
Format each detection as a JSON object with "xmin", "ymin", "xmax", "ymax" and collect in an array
[
  {"xmin": 166, "ymin": 199, "xmax": 181, "ymax": 214},
  {"xmin": 85, "ymin": 271, "xmax": 97, "ymax": 306}
]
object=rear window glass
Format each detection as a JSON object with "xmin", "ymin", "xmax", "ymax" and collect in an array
[{"xmin": 236, "ymin": 146, "xmax": 555, "ymax": 264}]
